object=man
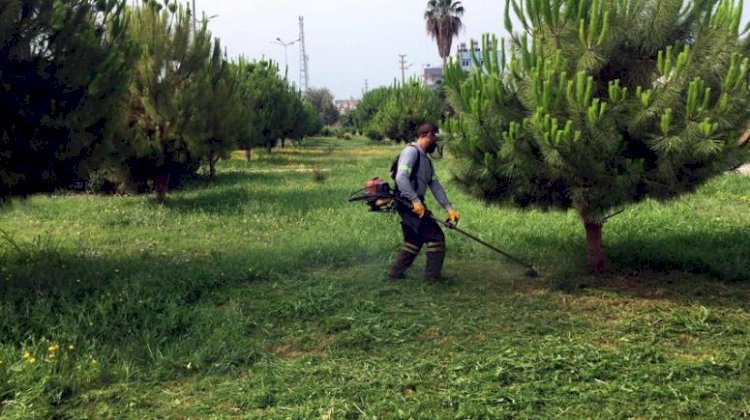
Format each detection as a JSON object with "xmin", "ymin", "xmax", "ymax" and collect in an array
[{"xmin": 388, "ymin": 123, "xmax": 460, "ymax": 282}]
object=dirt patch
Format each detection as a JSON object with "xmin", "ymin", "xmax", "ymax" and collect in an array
[{"xmin": 271, "ymin": 335, "xmax": 333, "ymax": 360}]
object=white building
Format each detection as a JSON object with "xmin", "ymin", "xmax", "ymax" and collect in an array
[
  {"xmin": 421, "ymin": 42, "xmax": 485, "ymax": 88},
  {"xmin": 455, "ymin": 41, "xmax": 483, "ymax": 71}
]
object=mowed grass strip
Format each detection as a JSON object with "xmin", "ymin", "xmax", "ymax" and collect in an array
[{"xmin": 0, "ymin": 136, "xmax": 748, "ymax": 418}]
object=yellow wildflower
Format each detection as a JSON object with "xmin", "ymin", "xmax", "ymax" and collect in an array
[
  {"xmin": 68, "ymin": 344, "xmax": 75, "ymax": 350},
  {"xmin": 47, "ymin": 343, "xmax": 60, "ymax": 353}
]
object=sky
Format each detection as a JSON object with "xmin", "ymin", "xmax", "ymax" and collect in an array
[
  {"xmin": 195, "ymin": 1, "xmax": 750, "ymax": 101},
  {"xmin": 195, "ymin": 0, "xmax": 508, "ymax": 100}
]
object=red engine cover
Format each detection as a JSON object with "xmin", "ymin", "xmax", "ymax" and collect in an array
[{"xmin": 365, "ymin": 178, "xmax": 386, "ymax": 195}]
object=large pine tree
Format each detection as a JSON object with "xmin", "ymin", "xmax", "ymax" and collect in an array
[
  {"xmin": 0, "ymin": 0, "xmax": 133, "ymax": 201},
  {"xmin": 444, "ymin": 0, "xmax": 750, "ymax": 272}
]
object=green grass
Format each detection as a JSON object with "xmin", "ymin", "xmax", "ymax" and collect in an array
[{"xmin": 1, "ymin": 136, "xmax": 749, "ymax": 418}]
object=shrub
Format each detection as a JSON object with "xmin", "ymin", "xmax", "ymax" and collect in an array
[
  {"xmin": 365, "ymin": 128, "xmax": 384, "ymax": 141},
  {"xmin": 312, "ymin": 168, "xmax": 327, "ymax": 183}
]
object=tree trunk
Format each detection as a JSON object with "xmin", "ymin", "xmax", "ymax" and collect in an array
[
  {"xmin": 280, "ymin": 138, "xmax": 285, "ymax": 148},
  {"xmin": 584, "ymin": 221, "xmax": 606, "ymax": 274},
  {"xmin": 153, "ymin": 172, "xmax": 170, "ymax": 204},
  {"xmin": 209, "ymin": 159, "xmax": 217, "ymax": 180},
  {"xmin": 245, "ymin": 147, "xmax": 253, "ymax": 162},
  {"xmin": 208, "ymin": 150, "xmax": 217, "ymax": 180}
]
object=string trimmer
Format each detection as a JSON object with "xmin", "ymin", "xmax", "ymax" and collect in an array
[{"xmin": 349, "ymin": 178, "xmax": 539, "ymax": 277}]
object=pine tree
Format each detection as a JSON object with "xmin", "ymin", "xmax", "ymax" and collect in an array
[
  {"xmin": 352, "ymin": 86, "xmax": 393, "ymax": 136},
  {"xmin": 116, "ymin": 0, "xmax": 213, "ymax": 202},
  {"xmin": 305, "ymin": 87, "xmax": 340, "ymax": 126},
  {"xmin": 231, "ymin": 58, "xmax": 260, "ymax": 161},
  {"xmin": 444, "ymin": 0, "xmax": 750, "ymax": 272},
  {"xmin": 284, "ymin": 92, "xmax": 322, "ymax": 144},
  {"xmin": 0, "ymin": 0, "xmax": 133, "ymax": 201},
  {"xmin": 372, "ymin": 81, "xmax": 442, "ymax": 141},
  {"xmin": 302, "ymin": 100, "xmax": 324, "ymax": 138},
  {"xmin": 186, "ymin": 38, "xmax": 244, "ymax": 179},
  {"xmin": 234, "ymin": 59, "xmax": 295, "ymax": 158}
]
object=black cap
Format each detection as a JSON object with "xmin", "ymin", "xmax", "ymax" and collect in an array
[{"xmin": 417, "ymin": 123, "xmax": 438, "ymax": 137}]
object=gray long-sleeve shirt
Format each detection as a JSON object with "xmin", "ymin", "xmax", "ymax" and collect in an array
[{"xmin": 395, "ymin": 143, "xmax": 452, "ymax": 210}]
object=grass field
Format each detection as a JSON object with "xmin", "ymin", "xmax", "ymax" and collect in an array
[{"xmin": 1, "ymin": 136, "xmax": 749, "ymax": 418}]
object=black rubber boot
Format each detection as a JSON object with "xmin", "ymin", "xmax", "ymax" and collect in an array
[
  {"xmin": 388, "ymin": 243, "xmax": 420, "ymax": 280},
  {"xmin": 424, "ymin": 241, "xmax": 446, "ymax": 283}
]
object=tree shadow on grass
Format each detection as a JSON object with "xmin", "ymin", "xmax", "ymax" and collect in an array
[
  {"xmin": 179, "ymin": 169, "xmax": 295, "ymax": 191},
  {"xmin": 182, "ymin": 163, "xmax": 347, "ymax": 190},
  {"xmin": 560, "ymin": 228, "xmax": 750, "ymax": 309},
  {"xmin": 164, "ymin": 170, "xmax": 351, "ymax": 216},
  {"xmin": 607, "ymin": 228, "xmax": 750, "ymax": 282},
  {"xmin": 162, "ymin": 184, "xmax": 345, "ymax": 216},
  {"xmin": 0, "ymin": 237, "xmax": 378, "ymax": 348},
  {"xmin": 163, "ymin": 186, "xmax": 253, "ymax": 214}
]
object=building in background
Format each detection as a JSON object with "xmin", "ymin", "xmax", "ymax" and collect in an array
[
  {"xmin": 456, "ymin": 41, "xmax": 483, "ymax": 72},
  {"xmin": 422, "ymin": 66, "xmax": 443, "ymax": 88},
  {"xmin": 334, "ymin": 98, "xmax": 359, "ymax": 114},
  {"xmin": 421, "ymin": 42, "xmax": 484, "ymax": 89}
]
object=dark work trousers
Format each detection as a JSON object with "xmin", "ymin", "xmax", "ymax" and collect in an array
[
  {"xmin": 400, "ymin": 216, "xmax": 445, "ymax": 250},
  {"xmin": 389, "ymin": 205, "xmax": 446, "ymax": 281}
]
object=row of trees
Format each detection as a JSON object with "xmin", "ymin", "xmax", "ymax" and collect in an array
[
  {"xmin": 443, "ymin": 0, "xmax": 750, "ymax": 272},
  {"xmin": 0, "ymin": 0, "xmax": 321, "ymax": 203},
  {"xmin": 352, "ymin": 81, "xmax": 443, "ymax": 142}
]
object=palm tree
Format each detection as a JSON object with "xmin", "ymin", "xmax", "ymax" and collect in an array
[{"xmin": 424, "ymin": 0, "xmax": 464, "ymax": 68}]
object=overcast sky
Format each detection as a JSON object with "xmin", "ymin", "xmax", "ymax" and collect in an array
[{"xmin": 196, "ymin": 1, "xmax": 750, "ymax": 100}]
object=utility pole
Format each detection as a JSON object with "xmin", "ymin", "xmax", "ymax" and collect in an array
[
  {"xmin": 299, "ymin": 16, "xmax": 310, "ymax": 92},
  {"xmin": 399, "ymin": 54, "xmax": 413, "ymax": 84},
  {"xmin": 364, "ymin": 79, "xmax": 369, "ymax": 94},
  {"xmin": 192, "ymin": 0, "xmax": 197, "ymax": 32}
]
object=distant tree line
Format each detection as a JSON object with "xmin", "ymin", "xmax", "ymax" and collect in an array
[
  {"xmin": 352, "ymin": 81, "xmax": 444, "ymax": 142},
  {"xmin": 0, "ymin": 0, "xmax": 321, "ymax": 203}
]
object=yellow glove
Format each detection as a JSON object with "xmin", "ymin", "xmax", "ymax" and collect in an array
[
  {"xmin": 447, "ymin": 209, "xmax": 460, "ymax": 225},
  {"xmin": 412, "ymin": 201, "xmax": 426, "ymax": 218}
]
